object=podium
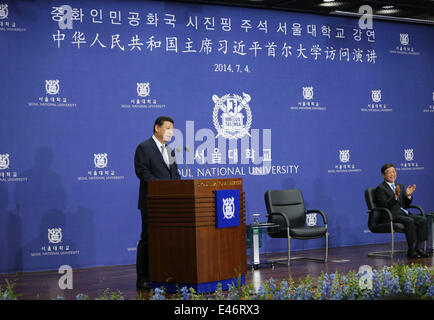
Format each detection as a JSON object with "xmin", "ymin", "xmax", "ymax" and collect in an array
[{"xmin": 147, "ymin": 178, "xmax": 246, "ymax": 293}]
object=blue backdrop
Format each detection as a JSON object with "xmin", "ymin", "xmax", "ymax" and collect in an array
[{"xmin": 0, "ymin": 0, "xmax": 433, "ymax": 273}]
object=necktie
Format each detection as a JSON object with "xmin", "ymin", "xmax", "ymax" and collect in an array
[
  {"xmin": 392, "ymin": 183, "xmax": 409, "ymax": 215},
  {"xmin": 161, "ymin": 145, "xmax": 170, "ymax": 167},
  {"xmin": 401, "ymin": 207, "xmax": 409, "ymax": 215}
]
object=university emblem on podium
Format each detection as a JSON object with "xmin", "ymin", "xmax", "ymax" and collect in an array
[
  {"xmin": 137, "ymin": 82, "xmax": 150, "ymax": 97},
  {"xmin": 212, "ymin": 92, "xmax": 252, "ymax": 140},
  {"xmin": 339, "ymin": 150, "xmax": 350, "ymax": 163},
  {"xmin": 215, "ymin": 189, "xmax": 240, "ymax": 228},
  {"xmin": 94, "ymin": 153, "xmax": 108, "ymax": 168},
  {"xmin": 48, "ymin": 228, "xmax": 62, "ymax": 244},
  {"xmin": 45, "ymin": 80, "xmax": 60, "ymax": 95},
  {"xmin": 222, "ymin": 197, "xmax": 235, "ymax": 219}
]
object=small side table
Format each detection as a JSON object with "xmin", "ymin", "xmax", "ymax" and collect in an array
[{"xmin": 246, "ymin": 223, "xmax": 279, "ymax": 270}]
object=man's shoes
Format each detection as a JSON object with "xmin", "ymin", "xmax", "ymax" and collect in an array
[
  {"xmin": 415, "ymin": 248, "xmax": 431, "ymax": 258},
  {"xmin": 136, "ymin": 279, "xmax": 151, "ymax": 290},
  {"xmin": 407, "ymin": 250, "xmax": 421, "ymax": 259}
]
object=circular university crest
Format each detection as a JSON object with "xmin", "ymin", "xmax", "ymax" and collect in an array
[
  {"xmin": 137, "ymin": 82, "xmax": 150, "ymax": 98},
  {"xmin": 48, "ymin": 228, "xmax": 62, "ymax": 244},
  {"xmin": 0, "ymin": 154, "xmax": 10, "ymax": 170},
  {"xmin": 212, "ymin": 93, "xmax": 252, "ymax": 140},
  {"xmin": 306, "ymin": 213, "xmax": 317, "ymax": 227},
  {"xmin": 404, "ymin": 149, "xmax": 414, "ymax": 161},
  {"xmin": 0, "ymin": 4, "xmax": 8, "ymax": 20},
  {"xmin": 94, "ymin": 153, "xmax": 108, "ymax": 168},
  {"xmin": 45, "ymin": 80, "xmax": 60, "ymax": 95},
  {"xmin": 371, "ymin": 90, "xmax": 382, "ymax": 103},
  {"xmin": 339, "ymin": 150, "xmax": 350, "ymax": 163},
  {"xmin": 302, "ymin": 86, "xmax": 314, "ymax": 100}
]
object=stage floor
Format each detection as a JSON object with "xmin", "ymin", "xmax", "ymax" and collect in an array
[{"xmin": 1, "ymin": 242, "xmax": 432, "ymax": 300}]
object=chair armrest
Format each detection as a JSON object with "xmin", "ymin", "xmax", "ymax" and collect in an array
[
  {"xmin": 268, "ymin": 212, "xmax": 290, "ymax": 228},
  {"xmin": 306, "ymin": 209, "xmax": 328, "ymax": 225},
  {"xmin": 405, "ymin": 205, "xmax": 425, "ymax": 216},
  {"xmin": 367, "ymin": 207, "xmax": 393, "ymax": 221}
]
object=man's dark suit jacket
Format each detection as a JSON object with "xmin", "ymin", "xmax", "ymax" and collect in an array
[
  {"xmin": 374, "ymin": 181, "xmax": 412, "ymax": 221},
  {"xmin": 134, "ymin": 137, "xmax": 181, "ymax": 211}
]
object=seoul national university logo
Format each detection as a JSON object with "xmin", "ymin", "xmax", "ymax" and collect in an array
[
  {"xmin": 48, "ymin": 228, "xmax": 62, "ymax": 244},
  {"xmin": 400, "ymin": 33, "xmax": 409, "ymax": 46},
  {"xmin": 45, "ymin": 80, "xmax": 60, "ymax": 95},
  {"xmin": 404, "ymin": 149, "xmax": 414, "ymax": 162},
  {"xmin": 306, "ymin": 213, "xmax": 317, "ymax": 227},
  {"xmin": 339, "ymin": 150, "xmax": 350, "ymax": 163},
  {"xmin": 222, "ymin": 197, "xmax": 235, "ymax": 219},
  {"xmin": 0, "ymin": 4, "xmax": 8, "ymax": 19},
  {"xmin": 371, "ymin": 90, "xmax": 381, "ymax": 103},
  {"xmin": 303, "ymin": 87, "xmax": 314, "ymax": 100},
  {"xmin": 0, "ymin": 153, "xmax": 10, "ymax": 170},
  {"xmin": 137, "ymin": 82, "xmax": 150, "ymax": 97},
  {"xmin": 212, "ymin": 92, "xmax": 252, "ymax": 140},
  {"xmin": 94, "ymin": 153, "xmax": 108, "ymax": 168}
]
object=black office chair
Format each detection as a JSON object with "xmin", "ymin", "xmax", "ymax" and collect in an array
[
  {"xmin": 364, "ymin": 188, "xmax": 426, "ymax": 258},
  {"xmin": 264, "ymin": 189, "xmax": 328, "ymax": 265}
]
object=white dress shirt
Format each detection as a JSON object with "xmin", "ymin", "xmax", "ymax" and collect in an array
[
  {"xmin": 152, "ymin": 135, "xmax": 170, "ymax": 167},
  {"xmin": 386, "ymin": 181, "xmax": 411, "ymax": 200}
]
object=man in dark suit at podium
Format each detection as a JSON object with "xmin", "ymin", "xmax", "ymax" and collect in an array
[
  {"xmin": 134, "ymin": 116, "xmax": 181, "ymax": 290},
  {"xmin": 374, "ymin": 163, "xmax": 429, "ymax": 259}
]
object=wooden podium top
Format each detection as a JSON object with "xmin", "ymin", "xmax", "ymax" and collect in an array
[{"xmin": 147, "ymin": 178, "xmax": 243, "ymax": 197}]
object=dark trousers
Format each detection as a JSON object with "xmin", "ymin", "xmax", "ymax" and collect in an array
[
  {"xmin": 136, "ymin": 210, "xmax": 149, "ymax": 282},
  {"xmin": 393, "ymin": 213, "xmax": 428, "ymax": 250}
]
